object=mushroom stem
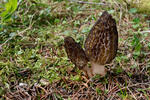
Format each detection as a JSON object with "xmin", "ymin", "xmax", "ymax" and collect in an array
[{"xmin": 91, "ymin": 62, "xmax": 106, "ymax": 77}]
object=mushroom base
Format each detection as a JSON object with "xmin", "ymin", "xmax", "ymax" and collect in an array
[
  {"xmin": 83, "ymin": 62, "xmax": 106, "ymax": 78},
  {"xmin": 91, "ymin": 62, "xmax": 106, "ymax": 77}
]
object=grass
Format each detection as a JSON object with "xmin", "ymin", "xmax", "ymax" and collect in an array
[{"xmin": 0, "ymin": 0, "xmax": 150, "ymax": 99}]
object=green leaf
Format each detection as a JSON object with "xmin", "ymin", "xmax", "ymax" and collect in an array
[
  {"xmin": 6, "ymin": 0, "xmax": 18, "ymax": 13},
  {"xmin": 70, "ymin": 75, "xmax": 81, "ymax": 81},
  {"xmin": 0, "ymin": 0, "xmax": 18, "ymax": 23},
  {"xmin": 133, "ymin": 18, "xmax": 140, "ymax": 23},
  {"xmin": 129, "ymin": 8, "xmax": 137, "ymax": 13},
  {"xmin": 131, "ymin": 34, "xmax": 142, "ymax": 59},
  {"xmin": 148, "ymin": 42, "xmax": 150, "ymax": 50},
  {"xmin": 96, "ymin": 88, "xmax": 102, "ymax": 95}
]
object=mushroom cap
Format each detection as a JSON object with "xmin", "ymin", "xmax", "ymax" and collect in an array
[
  {"xmin": 84, "ymin": 11, "xmax": 118, "ymax": 65},
  {"xmin": 64, "ymin": 36, "xmax": 89, "ymax": 70}
]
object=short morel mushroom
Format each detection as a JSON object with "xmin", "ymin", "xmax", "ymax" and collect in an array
[{"xmin": 64, "ymin": 36, "xmax": 89, "ymax": 74}]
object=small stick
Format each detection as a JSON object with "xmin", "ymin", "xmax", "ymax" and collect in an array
[
  {"xmin": 127, "ymin": 87, "xmax": 137, "ymax": 100},
  {"xmin": 69, "ymin": 0, "xmax": 108, "ymax": 5},
  {"xmin": 140, "ymin": 30, "xmax": 150, "ymax": 33}
]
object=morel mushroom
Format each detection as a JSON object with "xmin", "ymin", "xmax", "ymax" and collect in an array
[
  {"xmin": 64, "ymin": 11, "xmax": 118, "ymax": 77},
  {"xmin": 84, "ymin": 11, "xmax": 118, "ymax": 77},
  {"xmin": 64, "ymin": 36, "xmax": 89, "ymax": 74}
]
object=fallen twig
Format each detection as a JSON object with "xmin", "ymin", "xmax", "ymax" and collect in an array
[
  {"xmin": 140, "ymin": 30, "xmax": 150, "ymax": 33},
  {"xmin": 127, "ymin": 87, "xmax": 137, "ymax": 100},
  {"xmin": 69, "ymin": 0, "xmax": 107, "ymax": 5}
]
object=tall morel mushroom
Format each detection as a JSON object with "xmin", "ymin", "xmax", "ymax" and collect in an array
[
  {"xmin": 64, "ymin": 11, "xmax": 118, "ymax": 77},
  {"xmin": 84, "ymin": 11, "xmax": 118, "ymax": 77}
]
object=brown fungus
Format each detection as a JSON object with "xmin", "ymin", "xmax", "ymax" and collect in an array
[
  {"xmin": 64, "ymin": 36, "xmax": 89, "ymax": 75},
  {"xmin": 64, "ymin": 11, "xmax": 118, "ymax": 77}
]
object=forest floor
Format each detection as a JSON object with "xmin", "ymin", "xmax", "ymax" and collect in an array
[{"xmin": 0, "ymin": 0, "xmax": 150, "ymax": 100}]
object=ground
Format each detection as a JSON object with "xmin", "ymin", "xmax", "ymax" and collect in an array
[{"xmin": 0, "ymin": 0, "xmax": 150, "ymax": 100}]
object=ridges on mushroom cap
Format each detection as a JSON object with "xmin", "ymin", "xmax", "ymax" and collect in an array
[
  {"xmin": 64, "ymin": 36, "xmax": 89, "ymax": 70},
  {"xmin": 84, "ymin": 11, "xmax": 118, "ymax": 65}
]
